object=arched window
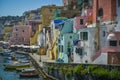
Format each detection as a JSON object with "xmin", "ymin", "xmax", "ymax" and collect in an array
[{"xmin": 98, "ymin": 8, "xmax": 103, "ymax": 17}]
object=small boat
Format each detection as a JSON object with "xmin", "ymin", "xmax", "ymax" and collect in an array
[
  {"xmin": 16, "ymin": 67, "xmax": 35, "ymax": 72},
  {"xmin": 4, "ymin": 63, "xmax": 30, "ymax": 70},
  {"xmin": 19, "ymin": 69, "xmax": 39, "ymax": 78},
  {"xmin": 19, "ymin": 60, "xmax": 29, "ymax": 63},
  {"xmin": 21, "ymin": 67, "xmax": 35, "ymax": 72},
  {"xmin": 1, "ymin": 50, "xmax": 12, "ymax": 56}
]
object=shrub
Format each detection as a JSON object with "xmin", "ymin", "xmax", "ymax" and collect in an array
[
  {"xmin": 92, "ymin": 67, "xmax": 110, "ymax": 79},
  {"xmin": 110, "ymin": 69, "xmax": 120, "ymax": 80},
  {"xmin": 66, "ymin": 71, "xmax": 72, "ymax": 78},
  {"xmin": 63, "ymin": 66, "xmax": 68, "ymax": 70},
  {"xmin": 88, "ymin": 65, "xmax": 98, "ymax": 73},
  {"xmin": 48, "ymin": 65, "xmax": 54, "ymax": 70},
  {"xmin": 81, "ymin": 69, "xmax": 88, "ymax": 75},
  {"xmin": 73, "ymin": 64, "xmax": 84, "ymax": 75}
]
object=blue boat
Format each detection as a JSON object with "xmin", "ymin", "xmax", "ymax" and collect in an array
[{"xmin": 1, "ymin": 50, "xmax": 12, "ymax": 56}]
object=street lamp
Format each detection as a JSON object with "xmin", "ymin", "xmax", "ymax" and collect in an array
[{"xmin": 39, "ymin": 45, "xmax": 41, "ymax": 62}]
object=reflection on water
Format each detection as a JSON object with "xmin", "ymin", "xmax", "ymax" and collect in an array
[{"xmin": 0, "ymin": 55, "xmax": 41, "ymax": 80}]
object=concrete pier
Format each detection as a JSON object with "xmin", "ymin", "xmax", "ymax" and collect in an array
[{"xmin": 29, "ymin": 53, "xmax": 58, "ymax": 80}]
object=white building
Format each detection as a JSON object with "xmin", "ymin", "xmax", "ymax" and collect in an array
[{"xmin": 73, "ymin": 26, "xmax": 107, "ymax": 63}]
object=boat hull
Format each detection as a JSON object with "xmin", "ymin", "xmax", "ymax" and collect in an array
[
  {"xmin": 19, "ymin": 71, "xmax": 39, "ymax": 78},
  {"xmin": 4, "ymin": 64, "xmax": 30, "ymax": 70}
]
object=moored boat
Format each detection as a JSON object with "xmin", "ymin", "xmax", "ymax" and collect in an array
[
  {"xmin": 19, "ymin": 70, "xmax": 39, "ymax": 78},
  {"xmin": 16, "ymin": 67, "xmax": 35, "ymax": 72},
  {"xmin": 4, "ymin": 63, "xmax": 30, "ymax": 70},
  {"xmin": 1, "ymin": 50, "xmax": 12, "ymax": 56}
]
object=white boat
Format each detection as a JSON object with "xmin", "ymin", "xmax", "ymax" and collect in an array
[
  {"xmin": 21, "ymin": 67, "xmax": 35, "ymax": 72},
  {"xmin": 4, "ymin": 62, "xmax": 30, "ymax": 70}
]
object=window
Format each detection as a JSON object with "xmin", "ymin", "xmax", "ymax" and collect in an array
[
  {"xmin": 109, "ymin": 40, "xmax": 117, "ymax": 46},
  {"xmin": 80, "ymin": 19, "xmax": 84, "ymax": 25},
  {"xmin": 16, "ymin": 28, "xmax": 18, "ymax": 31},
  {"xmin": 61, "ymin": 45, "xmax": 63, "ymax": 52},
  {"xmin": 16, "ymin": 34, "xmax": 18, "ymax": 37},
  {"xmin": 59, "ymin": 45, "xmax": 60, "ymax": 52},
  {"xmin": 98, "ymin": 8, "xmax": 103, "ymax": 17},
  {"xmin": 80, "ymin": 32, "xmax": 88, "ymax": 41},
  {"xmin": 49, "ymin": 9, "xmax": 52, "ymax": 12},
  {"xmin": 22, "ymin": 30, "xmax": 25, "ymax": 33},
  {"xmin": 118, "ymin": 0, "xmax": 120, "ymax": 7},
  {"xmin": 70, "ymin": 36, "xmax": 72, "ymax": 39},
  {"xmin": 58, "ymin": 39, "xmax": 61, "ymax": 43},
  {"xmin": 67, "ymin": 48, "xmax": 71, "ymax": 53},
  {"xmin": 119, "ymin": 41, "xmax": 120, "ymax": 45},
  {"xmin": 103, "ymin": 31, "xmax": 106, "ymax": 37}
]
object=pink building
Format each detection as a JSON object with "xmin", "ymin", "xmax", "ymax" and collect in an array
[
  {"xmin": 74, "ymin": 8, "xmax": 93, "ymax": 30},
  {"xmin": 92, "ymin": 32, "xmax": 120, "ymax": 64},
  {"xmin": 10, "ymin": 25, "xmax": 32, "ymax": 45},
  {"xmin": 93, "ymin": 0, "xmax": 116, "ymax": 23}
]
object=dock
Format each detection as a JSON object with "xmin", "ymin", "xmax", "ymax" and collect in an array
[{"xmin": 29, "ymin": 54, "xmax": 58, "ymax": 80}]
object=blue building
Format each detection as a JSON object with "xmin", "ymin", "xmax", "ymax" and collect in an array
[{"xmin": 57, "ymin": 19, "xmax": 78, "ymax": 63}]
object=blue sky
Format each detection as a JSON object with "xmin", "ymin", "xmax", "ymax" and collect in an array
[{"xmin": 0, "ymin": 0, "xmax": 63, "ymax": 16}]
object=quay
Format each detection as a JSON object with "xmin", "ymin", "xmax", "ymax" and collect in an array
[
  {"xmin": 29, "ymin": 53, "xmax": 58, "ymax": 80},
  {"xmin": 14, "ymin": 50, "xmax": 57, "ymax": 80}
]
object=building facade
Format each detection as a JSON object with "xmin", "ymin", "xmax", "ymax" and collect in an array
[
  {"xmin": 92, "ymin": 32, "xmax": 120, "ymax": 65},
  {"xmin": 41, "ymin": 5, "xmax": 63, "ymax": 28},
  {"xmin": 58, "ymin": 33, "xmax": 78, "ymax": 63},
  {"xmin": 10, "ymin": 25, "xmax": 31, "ymax": 45},
  {"xmin": 73, "ymin": 27, "xmax": 107, "ymax": 63},
  {"xmin": 93, "ymin": 0, "xmax": 116, "ymax": 23}
]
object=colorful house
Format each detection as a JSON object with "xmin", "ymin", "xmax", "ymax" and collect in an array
[
  {"xmin": 41, "ymin": 5, "xmax": 63, "ymax": 28},
  {"xmin": 57, "ymin": 19, "xmax": 79, "ymax": 63},
  {"xmin": 58, "ymin": 33, "xmax": 78, "ymax": 63},
  {"xmin": 10, "ymin": 25, "xmax": 32, "ymax": 45},
  {"xmin": 4, "ymin": 25, "xmax": 13, "ymax": 42},
  {"xmin": 93, "ymin": 0, "xmax": 116, "ymax": 25},
  {"xmin": 73, "ymin": 26, "xmax": 107, "ymax": 63},
  {"xmin": 29, "ymin": 20, "xmax": 42, "ymax": 45},
  {"xmin": 73, "ymin": 8, "xmax": 93, "ymax": 32},
  {"xmin": 46, "ymin": 18, "xmax": 67, "ymax": 60},
  {"xmin": 92, "ymin": 32, "xmax": 120, "ymax": 65}
]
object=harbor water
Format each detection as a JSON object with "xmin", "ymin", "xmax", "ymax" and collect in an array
[{"xmin": 0, "ymin": 53, "xmax": 42, "ymax": 80}]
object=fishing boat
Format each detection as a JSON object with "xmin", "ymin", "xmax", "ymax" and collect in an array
[
  {"xmin": 4, "ymin": 62, "xmax": 30, "ymax": 70},
  {"xmin": 19, "ymin": 69, "xmax": 39, "ymax": 78}
]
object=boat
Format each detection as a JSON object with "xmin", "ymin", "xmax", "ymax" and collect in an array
[
  {"xmin": 19, "ymin": 59, "xmax": 29, "ymax": 63},
  {"xmin": 4, "ymin": 62, "xmax": 30, "ymax": 70},
  {"xmin": 21, "ymin": 67, "xmax": 35, "ymax": 72},
  {"xmin": 1, "ymin": 50, "xmax": 12, "ymax": 56},
  {"xmin": 19, "ymin": 69, "xmax": 39, "ymax": 78},
  {"xmin": 16, "ymin": 67, "xmax": 35, "ymax": 72}
]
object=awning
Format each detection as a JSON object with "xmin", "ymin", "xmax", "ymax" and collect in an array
[{"xmin": 54, "ymin": 19, "xmax": 67, "ymax": 29}]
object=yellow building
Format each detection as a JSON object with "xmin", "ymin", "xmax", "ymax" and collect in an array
[
  {"xmin": 4, "ymin": 26, "xmax": 13, "ymax": 42},
  {"xmin": 41, "ymin": 5, "xmax": 63, "ymax": 28},
  {"xmin": 30, "ymin": 20, "xmax": 42, "ymax": 45}
]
